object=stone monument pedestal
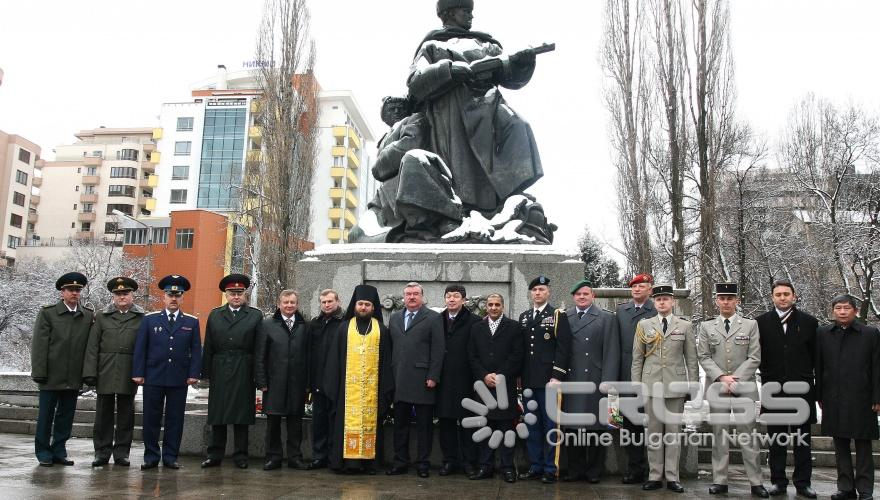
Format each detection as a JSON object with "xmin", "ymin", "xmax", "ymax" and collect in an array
[{"xmin": 295, "ymin": 243, "xmax": 584, "ymax": 317}]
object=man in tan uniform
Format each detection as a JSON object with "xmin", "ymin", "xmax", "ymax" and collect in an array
[
  {"xmin": 632, "ymin": 284, "xmax": 698, "ymax": 494},
  {"xmin": 697, "ymin": 283, "xmax": 768, "ymax": 498}
]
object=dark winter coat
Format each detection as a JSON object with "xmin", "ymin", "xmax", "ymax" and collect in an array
[
  {"xmin": 309, "ymin": 307, "xmax": 344, "ymax": 394},
  {"xmin": 203, "ymin": 305, "xmax": 262, "ymax": 425},
  {"xmin": 83, "ymin": 303, "xmax": 144, "ymax": 395},
  {"xmin": 816, "ymin": 321, "xmax": 880, "ymax": 440},
  {"xmin": 435, "ymin": 308, "xmax": 480, "ymax": 418},
  {"xmin": 255, "ymin": 310, "xmax": 310, "ymax": 416},
  {"xmin": 31, "ymin": 301, "xmax": 94, "ymax": 390},
  {"xmin": 756, "ymin": 307, "xmax": 819, "ymax": 424},
  {"xmin": 616, "ymin": 299, "xmax": 656, "ymax": 382},
  {"xmin": 468, "ymin": 315, "xmax": 523, "ymax": 420},
  {"xmin": 389, "ymin": 306, "xmax": 445, "ymax": 405}
]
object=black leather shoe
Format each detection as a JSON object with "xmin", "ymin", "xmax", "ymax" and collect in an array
[
  {"xmin": 163, "ymin": 462, "xmax": 181, "ymax": 470},
  {"xmin": 667, "ymin": 481, "xmax": 685, "ymax": 493},
  {"xmin": 642, "ymin": 480, "xmax": 663, "ymax": 490},
  {"xmin": 795, "ymin": 486, "xmax": 817, "ymax": 499},
  {"xmin": 386, "ymin": 466, "xmax": 408, "ymax": 475},
  {"xmin": 140, "ymin": 462, "xmax": 158, "ymax": 470},
  {"xmin": 114, "ymin": 458, "xmax": 130, "ymax": 467},
  {"xmin": 857, "ymin": 494, "xmax": 873, "ymax": 500},
  {"xmin": 541, "ymin": 472, "xmax": 557, "ymax": 484},
  {"xmin": 439, "ymin": 463, "xmax": 456, "ymax": 476},
  {"xmin": 463, "ymin": 464, "xmax": 476, "ymax": 477},
  {"xmin": 518, "ymin": 469, "xmax": 542, "ymax": 480},
  {"xmin": 622, "ymin": 473, "xmax": 646, "ymax": 484},
  {"xmin": 503, "ymin": 471, "xmax": 516, "ymax": 483},
  {"xmin": 752, "ymin": 485, "xmax": 770, "ymax": 498},
  {"xmin": 234, "ymin": 459, "xmax": 248, "ymax": 469},
  {"xmin": 831, "ymin": 492, "xmax": 857, "ymax": 500},
  {"xmin": 562, "ymin": 473, "xmax": 583, "ymax": 482},
  {"xmin": 469, "ymin": 468, "xmax": 492, "ymax": 480},
  {"xmin": 586, "ymin": 477, "xmax": 600, "ymax": 484},
  {"xmin": 768, "ymin": 483, "xmax": 787, "ymax": 496},
  {"xmin": 38, "ymin": 459, "xmax": 53, "ymax": 467},
  {"xmin": 263, "ymin": 460, "xmax": 282, "ymax": 470},
  {"xmin": 91, "ymin": 458, "xmax": 110, "ymax": 467},
  {"xmin": 310, "ymin": 459, "xmax": 328, "ymax": 469},
  {"xmin": 201, "ymin": 458, "xmax": 221, "ymax": 468},
  {"xmin": 52, "ymin": 458, "xmax": 74, "ymax": 466},
  {"xmin": 709, "ymin": 484, "xmax": 729, "ymax": 495},
  {"xmin": 417, "ymin": 468, "xmax": 429, "ymax": 478},
  {"xmin": 289, "ymin": 459, "xmax": 312, "ymax": 470}
]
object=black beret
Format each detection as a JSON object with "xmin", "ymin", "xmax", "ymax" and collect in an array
[
  {"xmin": 529, "ymin": 275, "xmax": 550, "ymax": 290},
  {"xmin": 56, "ymin": 272, "xmax": 87, "ymax": 290}
]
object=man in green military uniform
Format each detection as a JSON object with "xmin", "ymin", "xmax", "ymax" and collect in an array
[
  {"xmin": 30, "ymin": 272, "xmax": 94, "ymax": 466},
  {"xmin": 697, "ymin": 283, "xmax": 768, "ymax": 498},
  {"xmin": 632, "ymin": 285, "xmax": 698, "ymax": 494},
  {"xmin": 83, "ymin": 276, "xmax": 144, "ymax": 467},
  {"xmin": 201, "ymin": 274, "xmax": 263, "ymax": 469}
]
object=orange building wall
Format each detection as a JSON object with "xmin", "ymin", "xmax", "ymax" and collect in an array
[{"xmin": 124, "ymin": 210, "xmax": 228, "ymax": 326}]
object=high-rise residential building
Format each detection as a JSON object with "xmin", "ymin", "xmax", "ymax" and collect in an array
[
  {"xmin": 313, "ymin": 91, "xmax": 375, "ymax": 245},
  {"xmin": 30, "ymin": 128, "xmax": 157, "ymax": 245},
  {"xmin": 0, "ymin": 130, "xmax": 41, "ymax": 266}
]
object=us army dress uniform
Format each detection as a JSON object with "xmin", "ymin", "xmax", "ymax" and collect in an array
[
  {"xmin": 631, "ymin": 285, "xmax": 698, "ymax": 490},
  {"xmin": 696, "ymin": 283, "xmax": 763, "ymax": 493},
  {"xmin": 132, "ymin": 275, "xmax": 202, "ymax": 469}
]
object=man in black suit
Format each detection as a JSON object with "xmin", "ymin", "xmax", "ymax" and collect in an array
[
  {"xmin": 387, "ymin": 282, "xmax": 446, "ymax": 478},
  {"xmin": 467, "ymin": 293, "xmax": 523, "ymax": 483},
  {"xmin": 756, "ymin": 279, "xmax": 818, "ymax": 499}
]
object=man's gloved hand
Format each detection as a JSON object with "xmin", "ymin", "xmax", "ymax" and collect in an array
[
  {"xmin": 510, "ymin": 48, "xmax": 536, "ymax": 68},
  {"xmin": 450, "ymin": 63, "xmax": 474, "ymax": 83}
]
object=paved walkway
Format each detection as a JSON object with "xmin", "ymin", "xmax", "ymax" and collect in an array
[{"xmin": 0, "ymin": 433, "xmax": 845, "ymax": 499}]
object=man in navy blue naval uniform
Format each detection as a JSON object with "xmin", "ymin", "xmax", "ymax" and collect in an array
[{"xmin": 132, "ymin": 275, "xmax": 202, "ymax": 470}]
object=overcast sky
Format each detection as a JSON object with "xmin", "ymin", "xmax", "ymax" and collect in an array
[{"xmin": 2, "ymin": 0, "xmax": 879, "ymax": 252}]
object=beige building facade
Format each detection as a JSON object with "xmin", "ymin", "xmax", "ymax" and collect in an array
[{"xmin": 0, "ymin": 130, "xmax": 40, "ymax": 265}]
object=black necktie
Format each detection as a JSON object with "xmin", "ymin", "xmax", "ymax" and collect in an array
[
  {"xmin": 662, "ymin": 317, "xmax": 668, "ymax": 333},
  {"xmin": 168, "ymin": 313, "xmax": 175, "ymax": 328},
  {"xmin": 577, "ymin": 310, "xmax": 585, "ymax": 319},
  {"xmin": 724, "ymin": 318, "xmax": 730, "ymax": 333},
  {"xmin": 285, "ymin": 318, "xmax": 293, "ymax": 331},
  {"xmin": 232, "ymin": 309, "xmax": 237, "ymax": 318}
]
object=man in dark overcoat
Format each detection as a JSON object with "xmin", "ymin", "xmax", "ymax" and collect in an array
[
  {"xmin": 467, "ymin": 292, "xmax": 522, "ymax": 483},
  {"xmin": 308, "ymin": 288, "xmax": 344, "ymax": 469},
  {"xmin": 83, "ymin": 276, "xmax": 143, "ymax": 467},
  {"xmin": 387, "ymin": 281, "xmax": 445, "ymax": 478},
  {"xmin": 816, "ymin": 294, "xmax": 880, "ymax": 500},
  {"xmin": 756, "ymin": 279, "xmax": 819, "ymax": 498},
  {"xmin": 561, "ymin": 279, "xmax": 620, "ymax": 483},
  {"xmin": 615, "ymin": 272, "xmax": 656, "ymax": 484},
  {"xmin": 435, "ymin": 283, "xmax": 480, "ymax": 476},
  {"xmin": 254, "ymin": 289, "xmax": 311, "ymax": 470},
  {"xmin": 132, "ymin": 275, "xmax": 202, "ymax": 470},
  {"xmin": 201, "ymin": 274, "xmax": 262, "ymax": 469},
  {"xmin": 31, "ymin": 272, "xmax": 93, "ymax": 466}
]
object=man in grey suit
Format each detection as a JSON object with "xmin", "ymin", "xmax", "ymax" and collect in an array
[
  {"xmin": 387, "ymin": 282, "xmax": 445, "ymax": 478},
  {"xmin": 616, "ymin": 273, "xmax": 656, "ymax": 484},
  {"xmin": 561, "ymin": 279, "xmax": 620, "ymax": 483},
  {"xmin": 697, "ymin": 283, "xmax": 768, "ymax": 498}
]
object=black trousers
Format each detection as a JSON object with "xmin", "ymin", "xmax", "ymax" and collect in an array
[
  {"xmin": 834, "ymin": 437, "xmax": 875, "ymax": 495},
  {"xmin": 567, "ymin": 431, "xmax": 608, "ymax": 480},
  {"xmin": 438, "ymin": 417, "xmax": 477, "ymax": 469},
  {"xmin": 142, "ymin": 385, "xmax": 187, "ymax": 464},
  {"xmin": 93, "ymin": 393, "xmax": 135, "ymax": 460},
  {"xmin": 392, "ymin": 402, "xmax": 433, "ymax": 470},
  {"xmin": 207, "ymin": 424, "xmax": 250, "ymax": 461},
  {"xmin": 767, "ymin": 421, "xmax": 812, "ymax": 488},
  {"xmin": 265, "ymin": 414, "xmax": 303, "ymax": 462},
  {"xmin": 312, "ymin": 391, "xmax": 332, "ymax": 462},
  {"xmin": 479, "ymin": 419, "xmax": 515, "ymax": 472},
  {"xmin": 34, "ymin": 389, "xmax": 78, "ymax": 462},
  {"xmin": 621, "ymin": 415, "xmax": 646, "ymax": 477}
]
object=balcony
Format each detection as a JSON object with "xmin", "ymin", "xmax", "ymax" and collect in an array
[
  {"xmin": 152, "ymin": 128, "xmax": 163, "ymax": 140},
  {"xmin": 75, "ymin": 231, "xmax": 95, "ymax": 240},
  {"xmin": 78, "ymin": 212, "xmax": 96, "ymax": 222},
  {"xmin": 29, "ymin": 194, "xmax": 40, "ymax": 205},
  {"xmin": 27, "ymin": 212, "xmax": 38, "ymax": 224},
  {"xmin": 329, "ymin": 187, "xmax": 343, "ymax": 200},
  {"xmin": 332, "ymin": 126, "xmax": 362, "ymax": 150},
  {"xmin": 250, "ymin": 100, "xmax": 263, "ymax": 114},
  {"xmin": 138, "ymin": 175, "xmax": 158, "ymax": 188},
  {"xmin": 332, "ymin": 146, "xmax": 360, "ymax": 169},
  {"xmin": 143, "ymin": 141, "xmax": 156, "ymax": 153},
  {"xmin": 83, "ymin": 156, "xmax": 102, "ymax": 167},
  {"xmin": 137, "ymin": 195, "xmax": 156, "ymax": 208},
  {"xmin": 82, "ymin": 175, "xmax": 100, "ymax": 185},
  {"xmin": 346, "ymin": 168, "xmax": 359, "ymax": 189},
  {"xmin": 149, "ymin": 151, "xmax": 160, "ymax": 164},
  {"xmin": 326, "ymin": 228, "xmax": 350, "ymax": 242},
  {"xmin": 145, "ymin": 198, "xmax": 156, "ymax": 211},
  {"xmin": 248, "ymin": 126, "xmax": 262, "ymax": 140},
  {"xmin": 344, "ymin": 189, "xmax": 357, "ymax": 208},
  {"xmin": 246, "ymin": 150, "xmax": 262, "ymax": 162},
  {"xmin": 80, "ymin": 193, "xmax": 98, "ymax": 203},
  {"xmin": 32, "ymin": 176, "xmax": 42, "ymax": 187},
  {"xmin": 141, "ymin": 160, "xmax": 155, "ymax": 173},
  {"xmin": 329, "ymin": 208, "xmax": 357, "ymax": 229}
]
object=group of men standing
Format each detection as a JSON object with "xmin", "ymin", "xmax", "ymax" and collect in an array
[{"xmin": 28, "ymin": 269, "xmax": 880, "ymax": 500}]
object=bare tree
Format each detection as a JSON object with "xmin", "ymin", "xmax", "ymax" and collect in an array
[
  {"xmin": 602, "ymin": 0, "xmax": 655, "ymax": 276},
  {"xmin": 241, "ymin": 0, "xmax": 319, "ymax": 309}
]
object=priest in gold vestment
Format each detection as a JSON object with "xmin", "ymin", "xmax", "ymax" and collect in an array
[{"xmin": 324, "ymin": 284, "xmax": 394, "ymax": 474}]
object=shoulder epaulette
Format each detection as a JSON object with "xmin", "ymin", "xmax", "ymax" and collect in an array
[
  {"xmin": 248, "ymin": 306, "xmax": 263, "ymax": 313},
  {"xmin": 81, "ymin": 305, "xmax": 94, "ymax": 311},
  {"xmin": 42, "ymin": 304, "xmax": 55, "ymax": 309},
  {"xmin": 211, "ymin": 305, "xmax": 226, "ymax": 311},
  {"xmin": 145, "ymin": 311, "xmax": 162, "ymax": 316},
  {"xmin": 183, "ymin": 313, "xmax": 198, "ymax": 319}
]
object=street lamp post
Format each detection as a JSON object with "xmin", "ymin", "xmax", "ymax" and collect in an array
[{"xmin": 113, "ymin": 209, "xmax": 152, "ymax": 307}]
